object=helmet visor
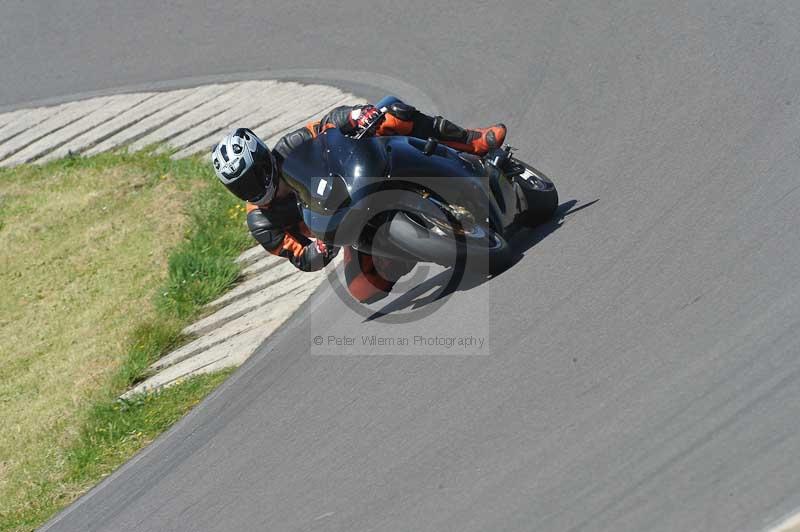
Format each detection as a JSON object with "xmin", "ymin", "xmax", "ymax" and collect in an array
[{"xmin": 226, "ymin": 153, "xmax": 276, "ymax": 204}]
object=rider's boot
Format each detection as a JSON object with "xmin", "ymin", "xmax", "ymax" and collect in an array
[
  {"xmin": 433, "ymin": 117, "xmax": 507, "ymax": 156},
  {"xmin": 378, "ymin": 101, "xmax": 506, "ymax": 156}
]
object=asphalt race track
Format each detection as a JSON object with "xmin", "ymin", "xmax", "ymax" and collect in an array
[{"xmin": 5, "ymin": 1, "xmax": 800, "ymax": 531}]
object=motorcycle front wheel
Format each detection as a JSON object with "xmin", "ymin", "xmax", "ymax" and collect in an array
[{"xmin": 385, "ymin": 211, "xmax": 513, "ymax": 274}]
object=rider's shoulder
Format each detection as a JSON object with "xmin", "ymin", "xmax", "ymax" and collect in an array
[{"xmin": 273, "ymin": 127, "xmax": 315, "ymax": 160}]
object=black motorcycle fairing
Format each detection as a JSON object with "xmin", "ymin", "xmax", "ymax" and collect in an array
[
  {"xmin": 280, "ymin": 129, "xmax": 389, "ymax": 213},
  {"xmin": 280, "ymin": 128, "xmax": 521, "ymax": 248}
]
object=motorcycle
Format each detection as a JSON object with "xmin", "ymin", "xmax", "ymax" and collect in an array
[{"xmin": 280, "ymin": 111, "xmax": 558, "ymax": 273}]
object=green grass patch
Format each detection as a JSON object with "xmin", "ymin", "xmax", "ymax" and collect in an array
[
  {"xmin": 0, "ymin": 149, "xmax": 252, "ymax": 531},
  {"xmin": 70, "ymin": 369, "xmax": 234, "ymax": 487},
  {"xmin": 3, "ymin": 370, "xmax": 233, "ymax": 532},
  {"xmin": 157, "ymin": 172, "xmax": 251, "ymax": 318}
]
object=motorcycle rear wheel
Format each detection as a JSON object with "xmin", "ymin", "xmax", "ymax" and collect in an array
[{"xmin": 511, "ymin": 161, "xmax": 559, "ymax": 226}]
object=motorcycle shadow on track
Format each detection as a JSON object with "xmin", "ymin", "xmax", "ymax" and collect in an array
[{"xmin": 364, "ymin": 198, "xmax": 598, "ymax": 322}]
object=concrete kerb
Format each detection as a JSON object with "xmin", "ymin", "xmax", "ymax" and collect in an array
[
  {"xmin": 205, "ymin": 259, "xmax": 299, "ymax": 311},
  {"xmin": 235, "ymin": 245, "xmax": 269, "ymax": 268}
]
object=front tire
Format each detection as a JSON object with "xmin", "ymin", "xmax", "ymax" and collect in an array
[{"xmin": 385, "ymin": 211, "xmax": 513, "ymax": 274}]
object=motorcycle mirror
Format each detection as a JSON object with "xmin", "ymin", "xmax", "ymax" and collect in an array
[{"xmin": 423, "ymin": 137, "xmax": 438, "ymax": 156}]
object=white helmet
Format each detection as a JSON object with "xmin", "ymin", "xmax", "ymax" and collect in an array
[{"xmin": 212, "ymin": 128, "xmax": 277, "ymax": 205}]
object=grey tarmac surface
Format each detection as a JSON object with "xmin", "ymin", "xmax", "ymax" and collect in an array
[{"xmin": 5, "ymin": 1, "xmax": 799, "ymax": 531}]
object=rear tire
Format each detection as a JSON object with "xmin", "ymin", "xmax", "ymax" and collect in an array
[{"xmin": 512, "ymin": 162, "xmax": 559, "ymax": 226}]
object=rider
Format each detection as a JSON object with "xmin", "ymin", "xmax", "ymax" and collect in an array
[{"xmin": 212, "ymin": 96, "xmax": 506, "ymax": 304}]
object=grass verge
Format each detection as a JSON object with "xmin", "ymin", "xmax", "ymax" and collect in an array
[{"xmin": 0, "ymin": 149, "xmax": 251, "ymax": 531}]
